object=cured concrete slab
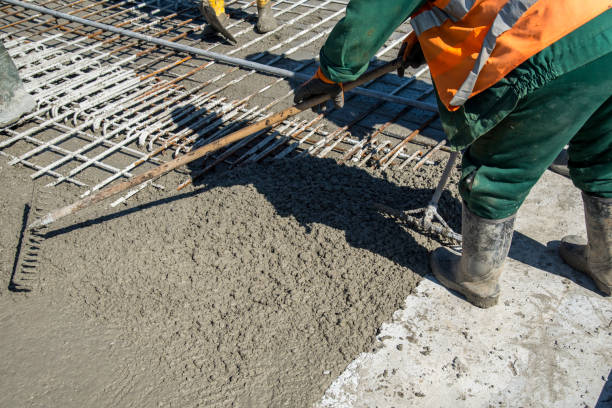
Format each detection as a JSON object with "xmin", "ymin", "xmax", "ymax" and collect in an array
[{"xmin": 316, "ymin": 170, "xmax": 612, "ymax": 408}]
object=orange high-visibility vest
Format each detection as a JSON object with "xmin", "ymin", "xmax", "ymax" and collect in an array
[{"xmin": 411, "ymin": 0, "xmax": 611, "ymax": 111}]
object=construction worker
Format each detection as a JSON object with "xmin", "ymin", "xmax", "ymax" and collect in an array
[
  {"xmin": 0, "ymin": 41, "xmax": 35, "ymax": 127},
  {"xmin": 200, "ymin": 0, "xmax": 277, "ymax": 43},
  {"xmin": 294, "ymin": 1, "xmax": 612, "ymax": 307}
]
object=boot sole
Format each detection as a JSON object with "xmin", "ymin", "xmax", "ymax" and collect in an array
[{"xmin": 432, "ymin": 269, "xmax": 499, "ymax": 308}]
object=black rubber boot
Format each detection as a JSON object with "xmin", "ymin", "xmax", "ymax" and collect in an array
[
  {"xmin": 256, "ymin": 1, "xmax": 277, "ymax": 33},
  {"xmin": 560, "ymin": 192, "xmax": 612, "ymax": 295},
  {"xmin": 0, "ymin": 42, "xmax": 35, "ymax": 127},
  {"xmin": 549, "ymin": 148, "xmax": 569, "ymax": 178},
  {"xmin": 430, "ymin": 204, "xmax": 515, "ymax": 308}
]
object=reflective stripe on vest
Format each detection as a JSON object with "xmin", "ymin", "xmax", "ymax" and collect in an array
[{"xmin": 411, "ymin": 0, "xmax": 611, "ymax": 111}]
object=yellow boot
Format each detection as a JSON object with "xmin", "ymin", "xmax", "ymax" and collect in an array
[{"xmin": 200, "ymin": 0, "xmax": 236, "ymax": 43}]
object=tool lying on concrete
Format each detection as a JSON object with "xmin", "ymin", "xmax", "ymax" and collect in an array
[{"xmin": 28, "ymin": 59, "xmax": 403, "ymax": 229}]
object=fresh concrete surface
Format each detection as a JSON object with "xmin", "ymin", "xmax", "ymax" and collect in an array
[{"xmin": 316, "ymin": 170, "xmax": 612, "ymax": 408}]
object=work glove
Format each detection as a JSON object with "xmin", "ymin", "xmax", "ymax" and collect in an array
[
  {"xmin": 293, "ymin": 67, "xmax": 344, "ymax": 112},
  {"xmin": 397, "ymin": 32, "xmax": 426, "ymax": 77}
]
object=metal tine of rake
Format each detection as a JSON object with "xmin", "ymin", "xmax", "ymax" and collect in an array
[{"xmin": 411, "ymin": 151, "xmax": 461, "ymax": 242}]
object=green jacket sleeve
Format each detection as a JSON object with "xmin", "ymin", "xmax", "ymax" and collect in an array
[{"xmin": 319, "ymin": 0, "xmax": 427, "ymax": 83}]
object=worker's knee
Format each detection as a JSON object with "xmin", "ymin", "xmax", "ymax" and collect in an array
[
  {"xmin": 570, "ymin": 162, "xmax": 612, "ymax": 199},
  {"xmin": 459, "ymin": 157, "xmax": 534, "ymax": 220}
]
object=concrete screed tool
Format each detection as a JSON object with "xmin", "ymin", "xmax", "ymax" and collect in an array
[{"xmin": 26, "ymin": 57, "xmax": 461, "ymax": 243}]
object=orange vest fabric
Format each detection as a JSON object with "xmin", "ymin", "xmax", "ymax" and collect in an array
[{"xmin": 412, "ymin": 0, "xmax": 611, "ymax": 111}]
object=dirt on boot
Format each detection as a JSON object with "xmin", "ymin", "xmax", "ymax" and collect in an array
[{"xmin": 256, "ymin": 2, "xmax": 278, "ymax": 33}]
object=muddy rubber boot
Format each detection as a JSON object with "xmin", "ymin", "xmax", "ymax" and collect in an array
[
  {"xmin": 256, "ymin": 0, "xmax": 277, "ymax": 33},
  {"xmin": 0, "ymin": 42, "xmax": 35, "ymax": 127},
  {"xmin": 430, "ymin": 204, "xmax": 515, "ymax": 308},
  {"xmin": 560, "ymin": 192, "xmax": 612, "ymax": 295},
  {"xmin": 200, "ymin": 0, "xmax": 237, "ymax": 43}
]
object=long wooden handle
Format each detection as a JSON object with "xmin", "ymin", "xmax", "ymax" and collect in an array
[{"xmin": 28, "ymin": 60, "xmax": 401, "ymax": 229}]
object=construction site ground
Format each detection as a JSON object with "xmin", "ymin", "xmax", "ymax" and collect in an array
[{"xmin": 1, "ymin": 0, "xmax": 611, "ymax": 406}]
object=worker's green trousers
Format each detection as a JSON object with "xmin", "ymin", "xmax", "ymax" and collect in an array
[{"xmin": 459, "ymin": 51, "xmax": 612, "ymax": 220}]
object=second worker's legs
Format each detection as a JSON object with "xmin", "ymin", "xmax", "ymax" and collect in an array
[{"xmin": 431, "ymin": 52, "xmax": 612, "ymax": 307}]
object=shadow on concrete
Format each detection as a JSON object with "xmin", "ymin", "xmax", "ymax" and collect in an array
[
  {"xmin": 596, "ymin": 368, "xmax": 612, "ymax": 408},
  {"xmin": 43, "ymin": 155, "xmax": 461, "ymax": 278},
  {"xmin": 507, "ymin": 232, "xmax": 605, "ymax": 296}
]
